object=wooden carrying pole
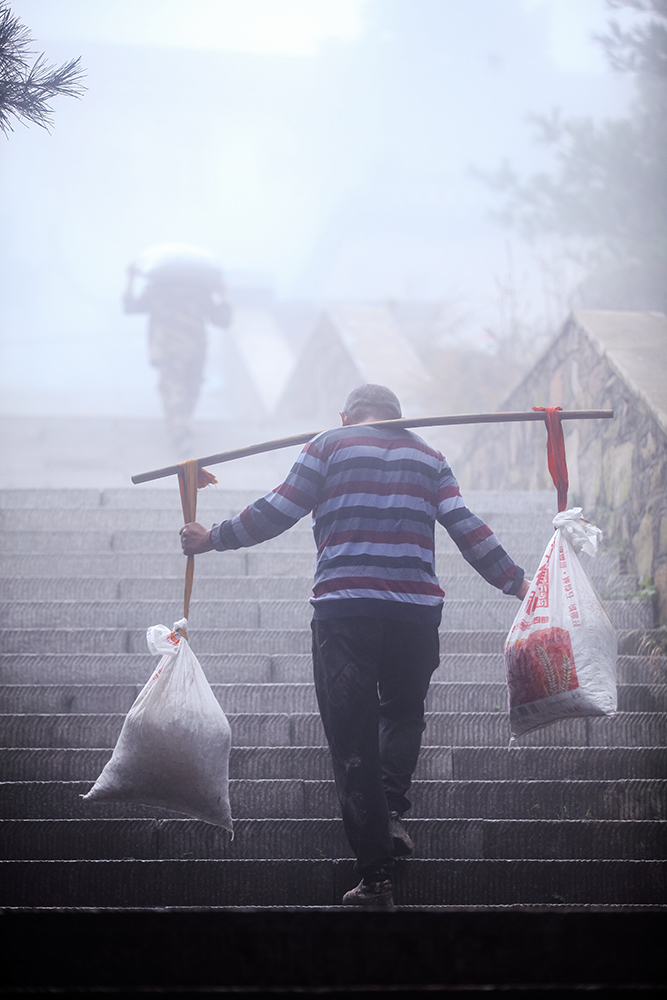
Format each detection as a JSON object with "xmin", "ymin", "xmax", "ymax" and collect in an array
[{"xmin": 131, "ymin": 409, "xmax": 614, "ymax": 485}]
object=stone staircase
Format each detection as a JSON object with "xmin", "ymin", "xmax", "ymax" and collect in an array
[{"xmin": 0, "ymin": 486, "xmax": 665, "ymax": 910}]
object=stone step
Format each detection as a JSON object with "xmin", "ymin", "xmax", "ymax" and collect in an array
[
  {"xmin": 0, "ymin": 577, "xmax": 307, "ymax": 602},
  {"xmin": 1, "ymin": 858, "xmax": 665, "ymax": 907},
  {"xmin": 0, "ymin": 508, "xmax": 558, "ymax": 539},
  {"xmin": 3, "ymin": 779, "xmax": 665, "ymax": 821},
  {"xmin": 1, "ymin": 652, "xmax": 662, "ymax": 685},
  {"xmin": 2, "ymin": 746, "xmax": 665, "ymax": 782},
  {"xmin": 0, "ymin": 527, "xmax": 548, "ymax": 555},
  {"xmin": 3, "ymin": 627, "xmax": 634, "ymax": 657},
  {"xmin": 0, "ymin": 489, "xmax": 272, "ymax": 512},
  {"xmin": 0, "ymin": 817, "xmax": 664, "ymax": 861},
  {"xmin": 2, "ymin": 711, "xmax": 664, "ymax": 749},
  {"xmin": 0, "ymin": 599, "xmax": 513, "ymax": 632},
  {"xmin": 0, "ymin": 597, "xmax": 650, "ymax": 631},
  {"xmin": 1, "ymin": 530, "xmax": 557, "ymax": 565},
  {"xmin": 0, "ymin": 488, "xmax": 557, "ymax": 514},
  {"xmin": 4, "ymin": 745, "xmax": 665, "ymax": 783},
  {"xmin": 0, "ymin": 628, "xmax": 510, "ymax": 655},
  {"xmin": 0, "ymin": 572, "xmax": 639, "ymax": 602},
  {"xmin": 2, "ymin": 682, "xmax": 665, "ymax": 715},
  {"xmin": 0, "ymin": 550, "xmax": 624, "ymax": 580},
  {"xmin": 0, "ymin": 552, "xmax": 250, "ymax": 579}
]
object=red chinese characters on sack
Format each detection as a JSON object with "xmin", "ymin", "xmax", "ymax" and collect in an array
[
  {"xmin": 522, "ymin": 558, "xmax": 549, "ymax": 622},
  {"xmin": 505, "ymin": 626, "xmax": 579, "ymax": 707}
]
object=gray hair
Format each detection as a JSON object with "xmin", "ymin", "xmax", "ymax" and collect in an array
[{"xmin": 342, "ymin": 384, "xmax": 402, "ymax": 422}]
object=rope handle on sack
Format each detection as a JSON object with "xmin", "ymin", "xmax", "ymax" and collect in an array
[
  {"xmin": 533, "ymin": 406, "xmax": 569, "ymax": 512},
  {"xmin": 177, "ymin": 460, "xmax": 218, "ymax": 639}
]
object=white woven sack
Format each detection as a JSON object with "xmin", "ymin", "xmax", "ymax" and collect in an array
[
  {"xmin": 137, "ymin": 243, "xmax": 222, "ymax": 289},
  {"xmin": 83, "ymin": 623, "xmax": 233, "ymax": 830},
  {"xmin": 504, "ymin": 508, "xmax": 617, "ymax": 738}
]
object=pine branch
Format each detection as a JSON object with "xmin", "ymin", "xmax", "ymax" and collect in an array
[{"xmin": 0, "ymin": 2, "xmax": 86, "ymax": 135}]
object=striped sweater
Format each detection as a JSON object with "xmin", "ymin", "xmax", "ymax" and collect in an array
[{"xmin": 210, "ymin": 425, "xmax": 524, "ymax": 623}]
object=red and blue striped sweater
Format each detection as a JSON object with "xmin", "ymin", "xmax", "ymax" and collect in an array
[{"xmin": 210, "ymin": 425, "xmax": 524, "ymax": 624}]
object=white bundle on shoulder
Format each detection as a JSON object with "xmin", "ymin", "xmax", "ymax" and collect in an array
[
  {"xmin": 504, "ymin": 508, "xmax": 617, "ymax": 738},
  {"xmin": 83, "ymin": 621, "xmax": 233, "ymax": 831}
]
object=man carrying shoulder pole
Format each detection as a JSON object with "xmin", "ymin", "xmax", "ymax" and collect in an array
[{"xmin": 181, "ymin": 383, "xmax": 529, "ymax": 907}]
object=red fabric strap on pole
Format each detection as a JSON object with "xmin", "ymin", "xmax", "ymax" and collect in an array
[{"xmin": 533, "ymin": 405, "xmax": 569, "ymax": 512}]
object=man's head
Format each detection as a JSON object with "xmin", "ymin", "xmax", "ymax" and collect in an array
[{"xmin": 340, "ymin": 384, "xmax": 402, "ymax": 426}]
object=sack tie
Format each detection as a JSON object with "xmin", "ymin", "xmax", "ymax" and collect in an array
[
  {"xmin": 533, "ymin": 405, "xmax": 568, "ymax": 512},
  {"xmin": 177, "ymin": 460, "xmax": 218, "ymax": 638}
]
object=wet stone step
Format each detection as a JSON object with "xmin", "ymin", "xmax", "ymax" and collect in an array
[
  {"xmin": 2, "ymin": 683, "xmax": 664, "ymax": 715},
  {"xmin": 96, "ymin": 488, "xmax": 284, "ymax": 511},
  {"xmin": 0, "ymin": 629, "xmax": 541, "ymax": 656},
  {"xmin": 0, "ymin": 507, "xmax": 558, "ymax": 536},
  {"xmin": 0, "ymin": 572, "xmax": 637, "ymax": 603},
  {"xmin": 1, "ymin": 653, "xmax": 662, "ymax": 686},
  {"xmin": 1, "ymin": 858, "xmax": 665, "ymax": 908},
  {"xmin": 0, "ymin": 628, "xmax": 314, "ymax": 656},
  {"xmin": 0, "ymin": 489, "xmax": 103, "ymax": 509},
  {"xmin": 0, "ymin": 509, "xmax": 279, "ymax": 532},
  {"xmin": 0, "ymin": 549, "xmax": 624, "ymax": 583},
  {"xmin": 0, "ymin": 598, "xmax": 650, "ymax": 632},
  {"xmin": 0, "ymin": 487, "xmax": 556, "ymax": 513},
  {"xmin": 0, "ymin": 713, "xmax": 297, "ymax": 749},
  {"xmin": 0, "ymin": 552, "xmax": 251, "ymax": 579},
  {"xmin": 2, "ymin": 779, "xmax": 665, "ymax": 821},
  {"xmin": 0, "ymin": 599, "xmax": 517, "ymax": 631},
  {"xmin": 3, "ymin": 745, "xmax": 667, "ymax": 783},
  {"xmin": 2, "ymin": 711, "xmax": 664, "ymax": 749},
  {"xmin": 0, "ymin": 488, "xmax": 261, "ymax": 511},
  {"xmin": 0, "ymin": 528, "xmax": 552, "ymax": 558},
  {"xmin": 0, "ymin": 747, "xmax": 334, "ymax": 782},
  {"xmin": 0, "ymin": 577, "xmax": 312, "ymax": 602},
  {"xmin": 0, "ymin": 817, "xmax": 664, "ymax": 861},
  {"xmin": 0, "ymin": 628, "xmax": 512, "ymax": 656},
  {"xmin": 448, "ymin": 746, "xmax": 667, "ymax": 780}
]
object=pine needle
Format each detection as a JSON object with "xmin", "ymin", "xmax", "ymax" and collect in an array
[{"xmin": 0, "ymin": 3, "xmax": 86, "ymax": 135}]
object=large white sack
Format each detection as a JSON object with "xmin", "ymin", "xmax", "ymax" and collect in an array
[
  {"xmin": 83, "ymin": 622, "xmax": 232, "ymax": 830},
  {"xmin": 137, "ymin": 243, "xmax": 223, "ymax": 289},
  {"xmin": 504, "ymin": 508, "xmax": 617, "ymax": 738}
]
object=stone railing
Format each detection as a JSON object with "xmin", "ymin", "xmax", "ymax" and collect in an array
[{"xmin": 457, "ymin": 311, "xmax": 667, "ymax": 624}]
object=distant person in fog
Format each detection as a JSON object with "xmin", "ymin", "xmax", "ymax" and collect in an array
[{"xmin": 123, "ymin": 245, "xmax": 231, "ymax": 456}]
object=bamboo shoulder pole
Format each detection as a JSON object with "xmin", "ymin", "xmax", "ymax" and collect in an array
[{"xmin": 131, "ymin": 409, "xmax": 614, "ymax": 485}]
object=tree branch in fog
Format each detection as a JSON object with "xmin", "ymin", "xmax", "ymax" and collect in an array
[
  {"xmin": 0, "ymin": 3, "xmax": 85, "ymax": 135},
  {"xmin": 475, "ymin": 0, "xmax": 667, "ymax": 312},
  {"xmin": 597, "ymin": 0, "xmax": 667, "ymax": 76}
]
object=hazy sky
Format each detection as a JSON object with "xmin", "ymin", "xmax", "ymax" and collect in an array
[{"xmin": 0, "ymin": 0, "xmax": 634, "ymax": 415}]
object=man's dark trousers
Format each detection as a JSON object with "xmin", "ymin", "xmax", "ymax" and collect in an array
[{"xmin": 311, "ymin": 616, "xmax": 440, "ymax": 873}]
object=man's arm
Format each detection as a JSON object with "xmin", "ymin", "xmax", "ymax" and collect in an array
[
  {"xmin": 122, "ymin": 264, "xmax": 149, "ymax": 315},
  {"xmin": 436, "ymin": 462, "xmax": 526, "ymax": 597},
  {"xmin": 180, "ymin": 440, "xmax": 326, "ymax": 556}
]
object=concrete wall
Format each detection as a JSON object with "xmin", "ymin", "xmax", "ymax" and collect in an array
[{"xmin": 458, "ymin": 312, "xmax": 667, "ymax": 624}]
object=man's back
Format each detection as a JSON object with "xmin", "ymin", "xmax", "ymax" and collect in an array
[{"xmin": 211, "ymin": 424, "xmax": 523, "ymax": 620}]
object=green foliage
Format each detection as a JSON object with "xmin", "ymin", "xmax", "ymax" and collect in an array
[
  {"xmin": 636, "ymin": 575, "xmax": 658, "ymax": 599},
  {"xmin": 622, "ymin": 625, "xmax": 667, "ymax": 681},
  {"xmin": 0, "ymin": 3, "xmax": 85, "ymax": 135},
  {"xmin": 479, "ymin": 0, "xmax": 667, "ymax": 311}
]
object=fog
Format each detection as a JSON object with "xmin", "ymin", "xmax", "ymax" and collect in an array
[{"xmin": 0, "ymin": 0, "xmax": 634, "ymax": 484}]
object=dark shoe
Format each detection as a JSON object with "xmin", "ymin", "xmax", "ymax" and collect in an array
[
  {"xmin": 389, "ymin": 811, "xmax": 413, "ymax": 857},
  {"xmin": 342, "ymin": 877, "xmax": 394, "ymax": 908}
]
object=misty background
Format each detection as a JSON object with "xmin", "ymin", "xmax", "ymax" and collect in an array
[{"xmin": 0, "ymin": 0, "xmax": 642, "ymax": 483}]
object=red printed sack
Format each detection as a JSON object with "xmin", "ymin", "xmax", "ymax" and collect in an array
[{"xmin": 504, "ymin": 508, "xmax": 617, "ymax": 737}]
